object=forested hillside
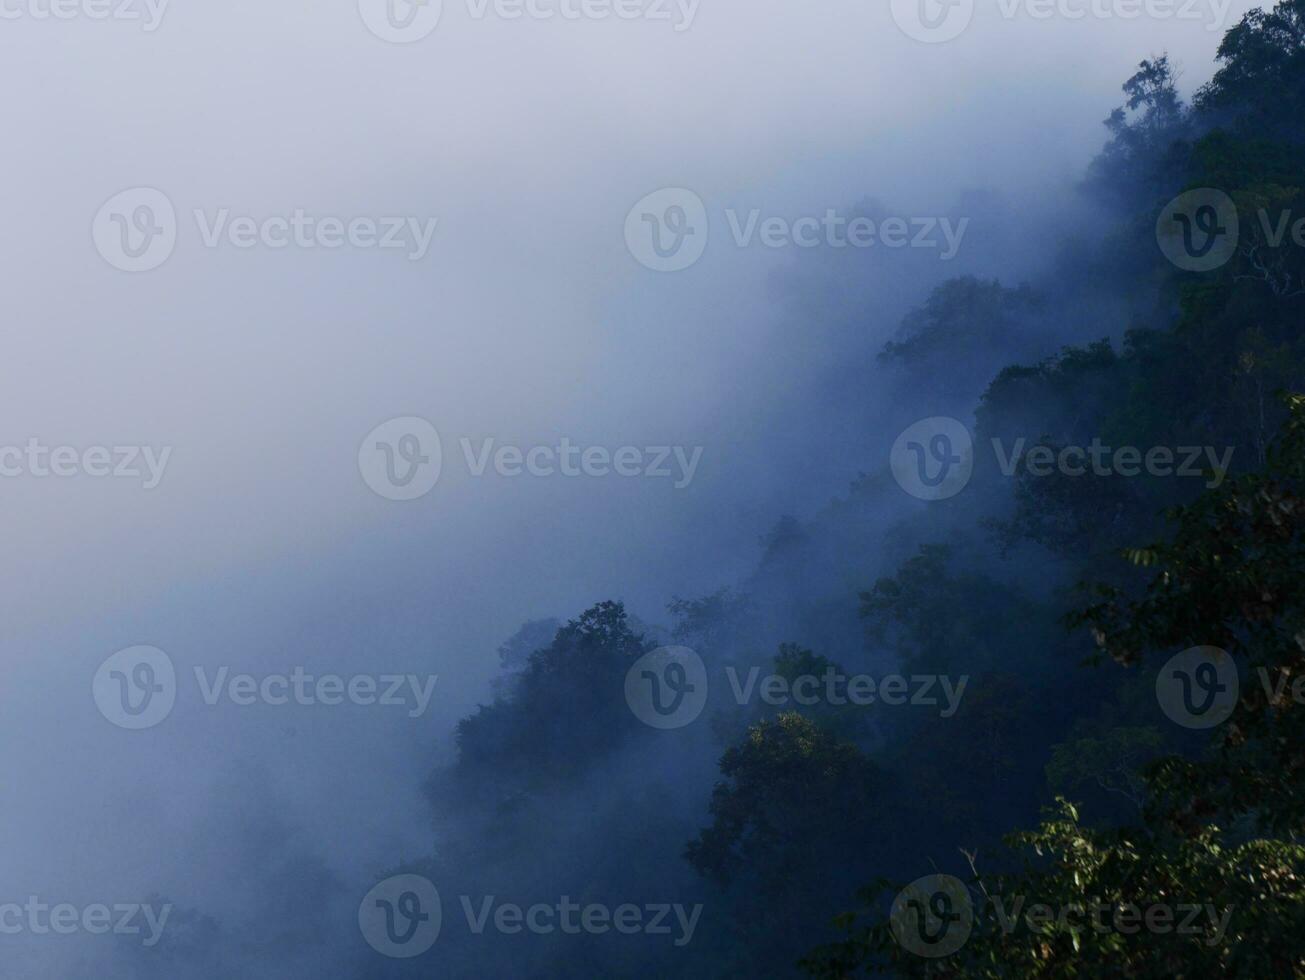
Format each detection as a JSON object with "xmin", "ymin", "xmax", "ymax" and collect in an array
[{"xmin": 394, "ymin": 3, "xmax": 1305, "ymax": 974}]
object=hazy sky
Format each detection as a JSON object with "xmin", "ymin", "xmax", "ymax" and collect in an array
[{"xmin": 0, "ymin": 0, "xmax": 1259, "ymax": 974}]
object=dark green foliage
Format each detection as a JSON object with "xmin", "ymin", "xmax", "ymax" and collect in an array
[
  {"xmin": 426, "ymin": 7, "xmax": 1305, "ymax": 974},
  {"xmin": 453, "ymin": 600, "xmax": 648, "ymax": 789},
  {"xmin": 802, "ymin": 799, "xmax": 1305, "ymax": 978},
  {"xmin": 880, "ymin": 278, "xmax": 1044, "ymax": 367},
  {"xmin": 685, "ymin": 712, "xmax": 877, "ymax": 886},
  {"xmin": 1195, "ymin": 0, "xmax": 1305, "ymax": 141},
  {"xmin": 803, "ymin": 399, "xmax": 1305, "ymax": 977}
]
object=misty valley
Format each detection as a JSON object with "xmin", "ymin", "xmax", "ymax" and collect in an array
[{"xmin": 8, "ymin": 0, "xmax": 1305, "ymax": 977}]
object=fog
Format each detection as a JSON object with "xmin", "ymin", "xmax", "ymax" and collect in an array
[{"xmin": 0, "ymin": 0, "xmax": 1259, "ymax": 975}]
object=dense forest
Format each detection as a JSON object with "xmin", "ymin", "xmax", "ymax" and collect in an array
[{"xmin": 341, "ymin": 2, "xmax": 1305, "ymax": 975}]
